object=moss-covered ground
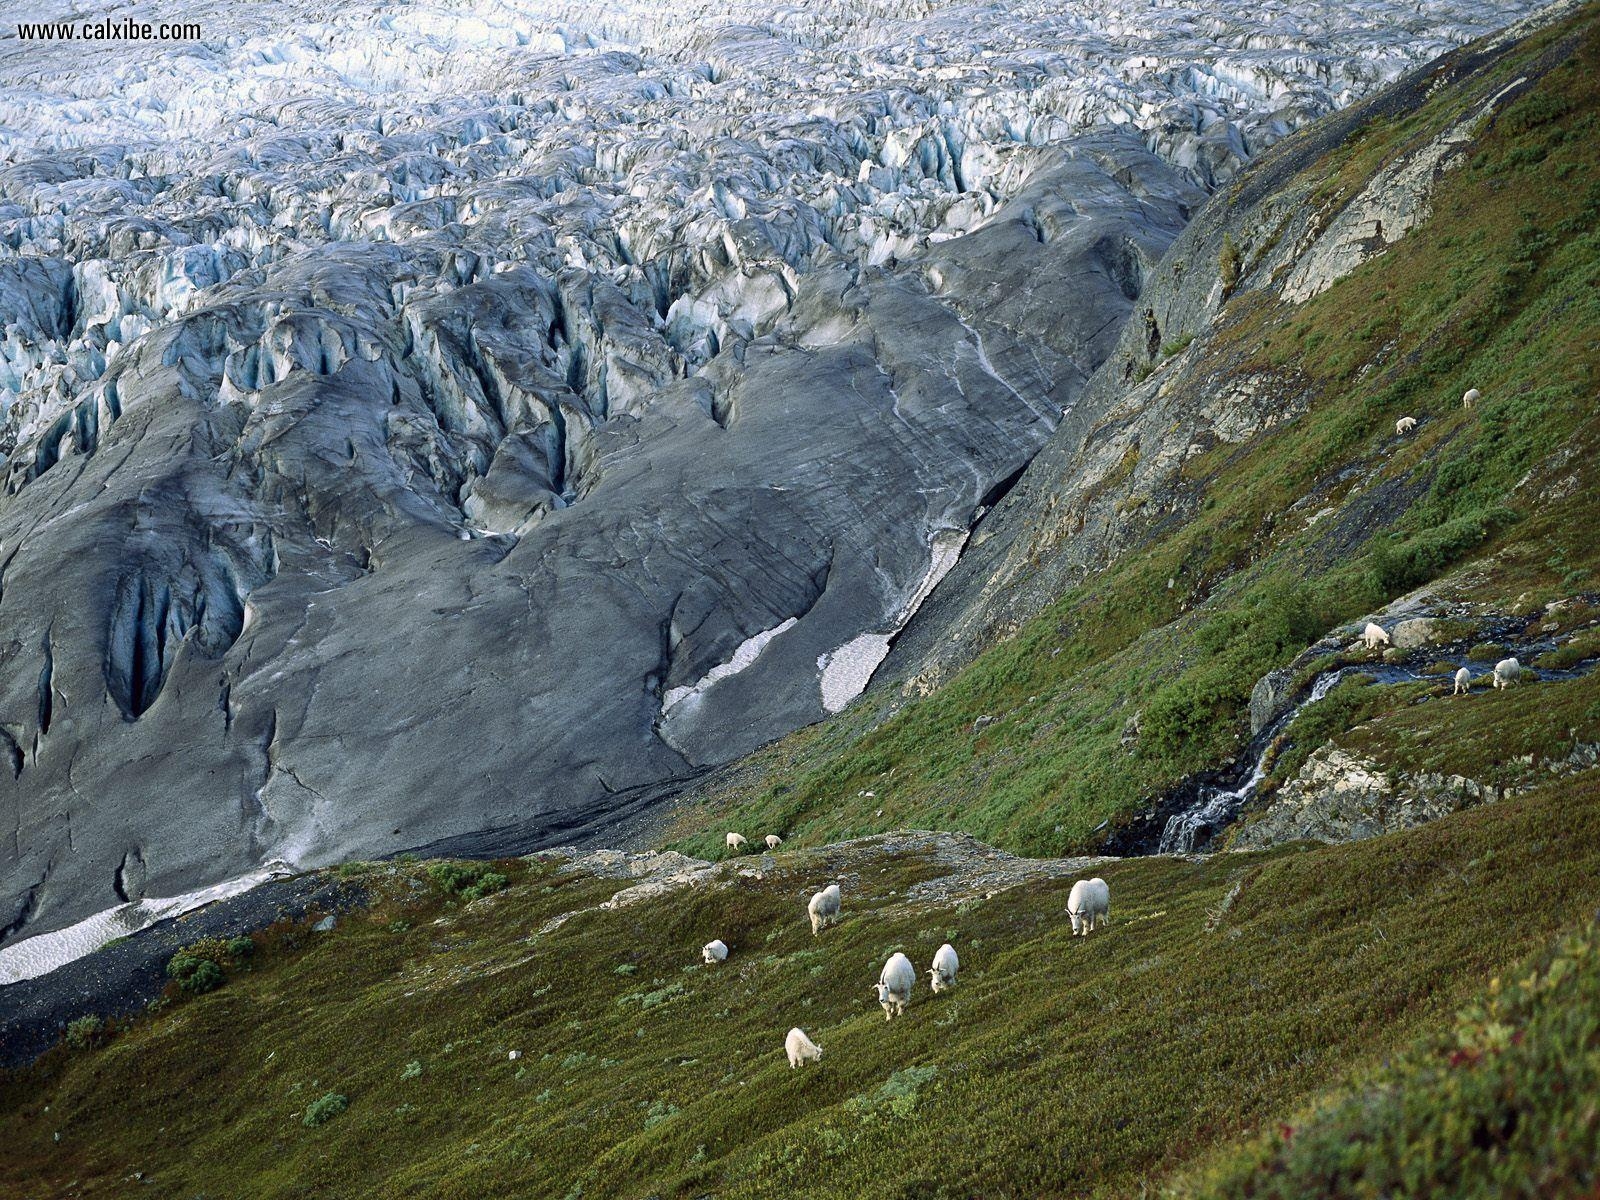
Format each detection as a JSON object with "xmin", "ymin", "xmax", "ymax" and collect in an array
[{"xmin": 3, "ymin": 772, "xmax": 1600, "ymax": 1197}]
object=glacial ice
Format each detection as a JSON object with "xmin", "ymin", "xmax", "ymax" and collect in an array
[{"xmin": 0, "ymin": 0, "xmax": 1542, "ymax": 950}]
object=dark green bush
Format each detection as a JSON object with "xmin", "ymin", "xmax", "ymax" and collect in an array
[
  {"xmin": 302, "ymin": 1092, "xmax": 349, "ymax": 1128},
  {"xmin": 426, "ymin": 861, "xmax": 509, "ymax": 902},
  {"xmin": 64, "ymin": 1015, "xmax": 104, "ymax": 1051},
  {"xmin": 166, "ymin": 955, "xmax": 225, "ymax": 995}
]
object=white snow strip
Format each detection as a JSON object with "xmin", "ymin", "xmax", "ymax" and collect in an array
[
  {"xmin": 818, "ymin": 528, "xmax": 967, "ymax": 713},
  {"xmin": 0, "ymin": 861, "xmax": 294, "ymax": 986},
  {"xmin": 662, "ymin": 616, "xmax": 800, "ymax": 714}
]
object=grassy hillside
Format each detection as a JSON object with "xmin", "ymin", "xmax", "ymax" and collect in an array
[
  {"xmin": 4, "ymin": 774, "xmax": 1600, "ymax": 1197},
  {"xmin": 661, "ymin": 2, "xmax": 1600, "ymax": 861}
]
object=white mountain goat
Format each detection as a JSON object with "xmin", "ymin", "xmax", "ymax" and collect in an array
[
  {"xmin": 874, "ymin": 952, "xmax": 917, "ymax": 1020},
  {"xmin": 928, "ymin": 943, "xmax": 959, "ymax": 993},
  {"xmin": 1454, "ymin": 666, "xmax": 1472, "ymax": 695},
  {"xmin": 786, "ymin": 1027, "xmax": 823, "ymax": 1068},
  {"xmin": 1068, "ymin": 878, "xmax": 1111, "ymax": 936},
  {"xmin": 1493, "ymin": 657, "xmax": 1522, "ymax": 690},
  {"xmin": 808, "ymin": 884, "xmax": 841, "ymax": 936},
  {"xmin": 725, "ymin": 832, "xmax": 748, "ymax": 854},
  {"xmin": 1463, "ymin": 388, "xmax": 1480, "ymax": 410},
  {"xmin": 765, "ymin": 834, "xmax": 783, "ymax": 851},
  {"xmin": 1396, "ymin": 416, "xmax": 1417, "ymax": 435},
  {"xmin": 1362, "ymin": 622, "xmax": 1391, "ymax": 650},
  {"xmin": 702, "ymin": 939, "xmax": 729, "ymax": 964}
]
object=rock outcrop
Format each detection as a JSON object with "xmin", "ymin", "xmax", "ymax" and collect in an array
[{"xmin": 1230, "ymin": 742, "xmax": 1600, "ymax": 850}]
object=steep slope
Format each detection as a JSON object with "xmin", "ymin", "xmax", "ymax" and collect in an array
[
  {"xmin": 0, "ymin": 0, "xmax": 1507, "ymax": 948},
  {"xmin": 3, "ymin": 774, "xmax": 1599, "ymax": 1197},
  {"xmin": 664, "ymin": 0, "xmax": 1600, "ymax": 861}
]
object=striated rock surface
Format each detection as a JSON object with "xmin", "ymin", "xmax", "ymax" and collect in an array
[{"xmin": 0, "ymin": 0, "xmax": 1540, "ymax": 945}]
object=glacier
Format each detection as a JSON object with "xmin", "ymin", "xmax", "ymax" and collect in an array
[{"xmin": 0, "ymin": 0, "xmax": 1540, "ymax": 950}]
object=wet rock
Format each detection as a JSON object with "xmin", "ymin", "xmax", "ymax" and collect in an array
[{"xmin": 1249, "ymin": 668, "xmax": 1300, "ymax": 735}]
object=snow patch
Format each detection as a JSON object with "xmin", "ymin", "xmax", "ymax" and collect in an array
[
  {"xmin": 0, "ymin": 861, "xmax": 294, "ymax": 986},
  {"xmin": 818, "ymin": 528, "xmax": 967, "ymax": 713},
  {"xmin": 662, "ymin": 616, "xmax": 800, "ymax": 715}
]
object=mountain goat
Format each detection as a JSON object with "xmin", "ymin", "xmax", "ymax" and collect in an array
[
  {"xmin": 1462, "ymin": 388, "xmax": 1480, "ymax": 410},
  {"xmin": 1453, "ymin": 666, "xmax": 1472, "ymax": 695},
  {"xmin": 928, "ymin": 943, "xmax": 959, "ymax": 993},
  {"xmin": 1396, "ymin": 416, "xmax": 1417, "ymax": 435},
  {"xmin": 702, "ymin": 939, "xmax": 729, "ymax": 964},
  {"xmin": 765, "ymin": 834, "xmax": 783, "ymax": 851},
  {"xmin": 1493, "ymin": 657, "xmax": 1522, "ymax": 690},
  {"xmin": 874, "ymin": 952, "xmax": 917, "ymax": 1020},
  {"xmin": 1362, "ymin": 622, "xmax": 1391, "ymax": 650},
  {"xmin": 1068, "ymin": 878, "xmax": 1111, "ymax": 936},
  {"xmin": 808, "ymin": 884, "xmax": 841, "ymax": 936},
  {"xmin": 785, "ymin": 1027, "xmax": 823, "ymax": 1068},
  {"xmin": 725, "ymin": 832, "xmax": 748, "ymax": 854}
]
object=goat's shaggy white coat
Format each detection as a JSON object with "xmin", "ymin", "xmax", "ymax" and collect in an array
[
  {"xmin": 928, "ymin": 943, "xmax": 959, "ymax": 993},
  {"xmin": 808, "ymin": 884, "xmax": 841, "ymax": 936},
  {"xmin": 785, "ymin": 1027, "xmax": 823, "ymax": 1068},
  {"xmin": 1068, "ymin": 878, "xmax": 1111, "ymax": 936},
  {"xmin": 874, "ymin": 952, "xmax": 917, "ymax": 1019}
]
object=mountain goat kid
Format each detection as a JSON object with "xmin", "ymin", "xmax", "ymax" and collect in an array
[
  {"xmin": 928, "ymin": 943, "xmax": 959, "ymax": 993},
  {"xmin": 1454, "ymin": 666, "xmax": 1472, "ymax": 695},
  {"xmin": 1362, "ymin": 622, "xmax": 1391, "ymax": 650},
  {"xmin": 786, "ymin": 1027, "xmax": 823, "ymax": 1068}
]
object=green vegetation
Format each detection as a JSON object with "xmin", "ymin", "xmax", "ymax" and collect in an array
[
  {"xmin": 5, "ymin": 776, "xmax": 1600, "ymax": 1196},
  {"xmin": 302, "ymin": 1092, "xmax": 350, "ymax": 1128},
  {"xmin": 62, "ymin": 1016, "xmax": 104, "ymax": 1052},
  {"xmin": 1186, "ymin": 920, "xmax": 1600, "ymax": 1197},
  {"xmin": 426, "ymin": 860, "xmax": 511, "ymax": 902},
  {"xmin": 666, "ymin": 4, "xmax": 1600, "ymax": 860}
]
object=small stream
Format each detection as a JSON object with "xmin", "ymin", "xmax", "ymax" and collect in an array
[{"xmin": 1130, "ymin": 640, "xmax": 1599, "ymax": 857}]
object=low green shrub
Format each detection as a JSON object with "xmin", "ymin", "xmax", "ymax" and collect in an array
[
  {"xmin": 64, "ymin": 1016, "xmax": 103, "ymax": 1051},
  {"xmin": 302, "ymin": 1093, "xmax": 348, "ymax": 1128}
]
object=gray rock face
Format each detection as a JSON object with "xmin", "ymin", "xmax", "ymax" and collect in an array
[
  {"xmin": 1229, "ymin": 740, "xmax": 1600, "ymax": 850},
  {"xmin": 1249, "ymin": 668, "xmax": 1301, "ymax": 736},
  {"xmin": 0, "ymin": 0, "xmax": 1542, "ymax": 946}
]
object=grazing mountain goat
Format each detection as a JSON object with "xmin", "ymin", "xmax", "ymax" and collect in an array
[
  {"xmin": 1463, "ymin": 388, "xmax": 1480, "ymax": 410},
  {"xmin": 725, "ymin": 832, "xmax": 749, "ymax": 855},
  {"xmin": 1396, "ymin": 416, "xmax": 1418, "ymax": 435},
  {"xmin": 1362, "ymin": 622, "xmax": 1391, "ymax": 650},
  {"xmin": 1068, "ymin": 878, "xmax": 1111, "ymax": 936},
  {"xmin": 1454, "ymin": 666, "xmax": 1472, "ymax": 695},
  {"xmin": 1493, "ymin": 657, "xmax": 1522, "ymax": 690},
  {"xmin": 765, "ymin": 834, "xmax": 783, "ymax": 851},
  {"xmin": 785, "ymin": 1027, "xmax": 823, "ymax": 1069},
  {"xmin": 702, "ymin": 939, "xmax": 729, "ymax": 964},
  {"xmin": 808, "ymin": 884, "xmax": 841, "ymax": 935},
  {"xmin": 928, "ymin": 943, "xmax": 959, "ymax": 993},
  {"xmin": 874, "ymin": 952, "xmax": 917, "ymax": 1020}
]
